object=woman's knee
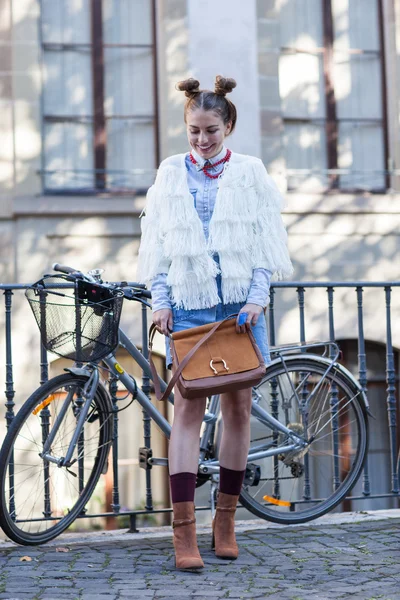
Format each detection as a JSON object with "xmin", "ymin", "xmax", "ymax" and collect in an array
[
  {"xmin": 220, "ymin": 388, "xmax": 252, "ymax": 424},
  {"xmin": 173, "ymin": 394, "xmax": 206, "ymax": 427}
]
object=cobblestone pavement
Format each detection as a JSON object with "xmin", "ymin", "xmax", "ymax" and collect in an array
[{"xmin": 0, "ymin": 515, "xmax": 400, "ymax": 600}]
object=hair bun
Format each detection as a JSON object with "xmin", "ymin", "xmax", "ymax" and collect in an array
[
  {"xmin": 176, "ymin": 78, "xmax": 201, "ymax": 98},
  {"xmin": 214, "ymin": 75, "xmax": 237, "ymax": 96}
]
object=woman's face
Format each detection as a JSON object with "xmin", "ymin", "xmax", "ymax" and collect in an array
[{"xmin": 186, "ymin": 108, "xmax": 232, "ymax": 159}]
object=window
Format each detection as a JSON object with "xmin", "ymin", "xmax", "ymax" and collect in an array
[
  {"xmin": 279, "ymin": 2, "xmax": 327, "ymax": 191},
  {"xmin": 41, "ymin": 0, "xmax": 158, "ymax": 194},
  {"xmin": 331, "ymin": 0, "xmax": 385, "ymax": 191},
  {"xmin": 259, "ymin": 0, "xmax": 387, "ymax": 192}
]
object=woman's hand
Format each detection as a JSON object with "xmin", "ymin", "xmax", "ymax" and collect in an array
[
  {"xmin": 236, "ymin": 303, "xmax": 263, "ymax": 333},
  {"xmin": 153, "ymin": 308, "xmax": 173, "ymax": 335}
]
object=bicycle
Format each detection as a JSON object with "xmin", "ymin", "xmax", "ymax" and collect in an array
[{"xmin": 0, "ymin": 264, "xmax": 370, "ymax": 545}]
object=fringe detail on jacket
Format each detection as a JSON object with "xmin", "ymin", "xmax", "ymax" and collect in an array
[
  {"xmin": 167, "ymin": 255, "xmax": 220, "ymax": 286},
  {"xmin": 169, "ymin": 279, "xmax": 221, "ymax": 310},
  {"xmin": 136, "ymin": 153, "xmax": 294, "ymax": 308},
  {"xmin": 167, "ymin": 255, "xmax": 221, "ymax": 309},
  {"xmin": 221, "ymin": 277, "xmax": 254, "ymax": 304}
]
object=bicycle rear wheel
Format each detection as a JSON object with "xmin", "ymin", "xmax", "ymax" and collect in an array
[
  {"xmin": 240, "ymin": 356, "xmax": 369, "ymax": 524},
  {"xmin": 0, "ymin": 373, "xmax": 112, "ymax": 545}
]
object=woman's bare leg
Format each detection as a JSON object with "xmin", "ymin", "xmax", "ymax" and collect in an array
[
  {"xmin": 218, "ymin": 386, "xmax": 252, "ymax": 470},
  {"xmin": 168, "ymin": 370, "xmax": 207, "ymax": 475}
]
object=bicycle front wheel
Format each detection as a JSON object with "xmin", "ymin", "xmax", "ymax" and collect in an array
[
  {"xmin": 240, "ymin": 356, "xmax": 369, "ymax": 524},
  {"xmin": 0, "ymin": 373, "xmax": 113, "ymax": 545}
]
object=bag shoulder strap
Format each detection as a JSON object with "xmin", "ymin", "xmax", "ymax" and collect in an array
[{"xmin": 148, "ymin": 314, "xmax": 238, "ymax": 402}]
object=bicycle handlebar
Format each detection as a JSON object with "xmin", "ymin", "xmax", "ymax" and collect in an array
[
  {"xmin": 52, "ymin": 263, "xmax": 79, "ymax": 275},
  {"xmin": 52, "ymin": 262, "xmax": 152, "ymax": 300},
  {"xmin": 122, "ymin": 286, "xmax": 152, "ymax": 300}
]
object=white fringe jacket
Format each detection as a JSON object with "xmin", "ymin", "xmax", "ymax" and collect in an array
[{"xmin": 136, "ymin": 151, "xmax": 294, "ymax": 310}]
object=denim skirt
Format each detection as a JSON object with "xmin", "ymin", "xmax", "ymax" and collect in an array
[{"xmin": 164, "ymin": 275, "xmax": 272, "ymax": 370}]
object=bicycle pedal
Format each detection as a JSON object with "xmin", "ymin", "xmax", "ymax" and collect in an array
[{"xmin": 244, "ymin": 463, "xmax": 261, "ymax": 486}]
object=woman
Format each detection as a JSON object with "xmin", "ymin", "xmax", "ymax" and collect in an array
[{"xmin": 137, "ymin": 76, "xmax": 293, "ymax": 570}]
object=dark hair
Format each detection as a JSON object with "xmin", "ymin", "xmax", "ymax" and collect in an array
[{"xmin": 176, "ymin": 75, "xmax": 237, "ymax": 134}]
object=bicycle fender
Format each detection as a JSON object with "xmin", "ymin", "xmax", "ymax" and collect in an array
[
  {"xmin": 329, "ymin": 360, "xmax": 374, "ymax": 418},
  {"xmin": 63, "ymin": 367, "xmax": 92, "ymax": 378},
  {"xmin": 63, "ymin": 367, "xmax": 113, "ymax": 412},
  {"xmin": 268, "ymin": 353, "xmax": 372, "ymax": 417}
]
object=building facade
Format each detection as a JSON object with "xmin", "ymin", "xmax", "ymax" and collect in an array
[
  {"xmin": 1, "ymin": 0, "xmax": 400, "ymax": 519},
  {"xmin": 1, "ymin": 0, "xmax": 400, "ymax": 316}
]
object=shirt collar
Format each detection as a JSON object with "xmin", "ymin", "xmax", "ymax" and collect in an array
[{"xmin": 190, "ymin": 145, "xmax": 227, "ymax": 170}]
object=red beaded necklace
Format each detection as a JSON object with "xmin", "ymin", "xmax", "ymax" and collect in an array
[{"xmin": 189, "ymin": 149, "xmax": 232, "ymax": 179}]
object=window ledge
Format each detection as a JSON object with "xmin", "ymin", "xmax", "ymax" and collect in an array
[
  {"xmin": 12, "ymin": 195, "xmax": 146, "ymax": 217},
  {"xmin": 284, "ymin": 192, "xmax": 400, "ymax": 214}
]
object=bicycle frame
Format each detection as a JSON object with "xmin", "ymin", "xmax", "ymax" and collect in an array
[{"xmin": 46, "ymin": 329, "xmax": 347, "ymax": 471}]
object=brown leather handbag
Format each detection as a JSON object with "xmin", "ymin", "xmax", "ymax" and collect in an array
[{"xmin": 149, "ymin": 314, "xmax": 267, "ymax": 401}]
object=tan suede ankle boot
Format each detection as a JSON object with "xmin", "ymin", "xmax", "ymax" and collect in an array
[
  {"xmin": 211, "ymin": 492, "xmax": 239, "ymax": 559},
  {"xmin": 172, "ymin": 501, "xmax": 204, "ymax": 570}
]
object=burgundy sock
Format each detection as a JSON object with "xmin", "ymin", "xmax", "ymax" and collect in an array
[
  {"xmin": 219, "ymin": 466, "xmax": 245, "ymax": 496},
  {"xmin": 170, "ymin": 472, "xmax": 197, "ymax": 503}
]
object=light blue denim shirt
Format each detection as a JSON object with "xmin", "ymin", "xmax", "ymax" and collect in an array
[{"xmin": 151, "ymin": 145, "xmax": 273, "ymax": 311}]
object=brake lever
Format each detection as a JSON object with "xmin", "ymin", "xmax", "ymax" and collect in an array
[{"xmin": 122, "ymin": 287, "xmax": 145, "ymax": 300}]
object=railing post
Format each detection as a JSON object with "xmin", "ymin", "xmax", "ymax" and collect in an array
[
  {"xmin": 327, "ymin": 286, "xmax": 335, "ymax": 347},
  {"xmin": 297, "ymin": 286, "xmax": 306, "ymax": 346},
  {"xmin": 268, "ymin": 286, "xmax": 281, "ymax": 499},
  {"xmin": 39, "ymin": 328, "xmax": 52, "ymax": 518},
  {"xmin": 4, "ymin": 290, "xmax": 16, "ymax": 519},
  {"xmin": 356, "ymin": 286, "xmax": 370, "ymax": 497},
  {"xmin": 296, "ymin": 286, "xmax": 311, "ymax": 500},
  {"xmin": 40, "ymin": 343, "xmax": 49, "ymax": 385},
  {"xmin": 40, "ymin": 401, "xmax": 52, "ymax": 518},
  {"xmin": 109, "ymin": 375, "xmax": 121, "ymax": 513},
  {"xmin": 268, "ymin": 285, "xmax": 276, "ymax": 346},
  {"xmin": 384, "ymin": 286, "xmax": 398, "ymax": 494},
  {"xmin": 38, "ymin": 289, "xmax": 48, "ymax": 385},
  {"xmin": 73, "ymin": 387, "xmax": 86, "ymax": 502},
  {"xmin": 141, "ymin": 301, "xmax": 153, "ymax": 511},
  {"xmin": 39, "ymin": 337, "xmax": 53, "ymax": 517},
  {"xmin": 4, "ymin": 290, "xmax": 15, "ymax": 428},
  {"xmin": 327, "ymin": 286, "xmax": 340, "ymax": 490}
]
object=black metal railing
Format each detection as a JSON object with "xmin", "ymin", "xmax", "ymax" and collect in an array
[
  {"xmin": 268, "ymin": 281, "xmax": 400, "ymax": 507},
  {"xmin": 1, "ymin": 279, "xmax": 400, "ymax": 530}
]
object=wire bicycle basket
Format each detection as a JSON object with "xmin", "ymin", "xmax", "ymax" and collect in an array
[{"xmin": 25, "ymin": 274, "xmax": 124, "ymax": 362}]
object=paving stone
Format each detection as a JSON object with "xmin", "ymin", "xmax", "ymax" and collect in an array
[
  {"xmin": 118, "ymin": 593, "xmax": 155, "ymax": 599},
  {"xmin": 4, "ymin": 589, "xmax": 39, "ymax": 595},
  {"xmin": 39, "ymin": 593, "xmax": 78, "ymax": 599},
  {"xmin": 80, "ymin": 596, "xmax": 118, "ymax": 600},
  {"xmin": 40, "ymin": 596, "xmax": 77, "ymax": 600}
]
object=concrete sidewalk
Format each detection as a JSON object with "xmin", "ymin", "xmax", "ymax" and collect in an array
[{"xmin": 0, "ymin": 510, "xmax": 400, "ymax": 600}]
